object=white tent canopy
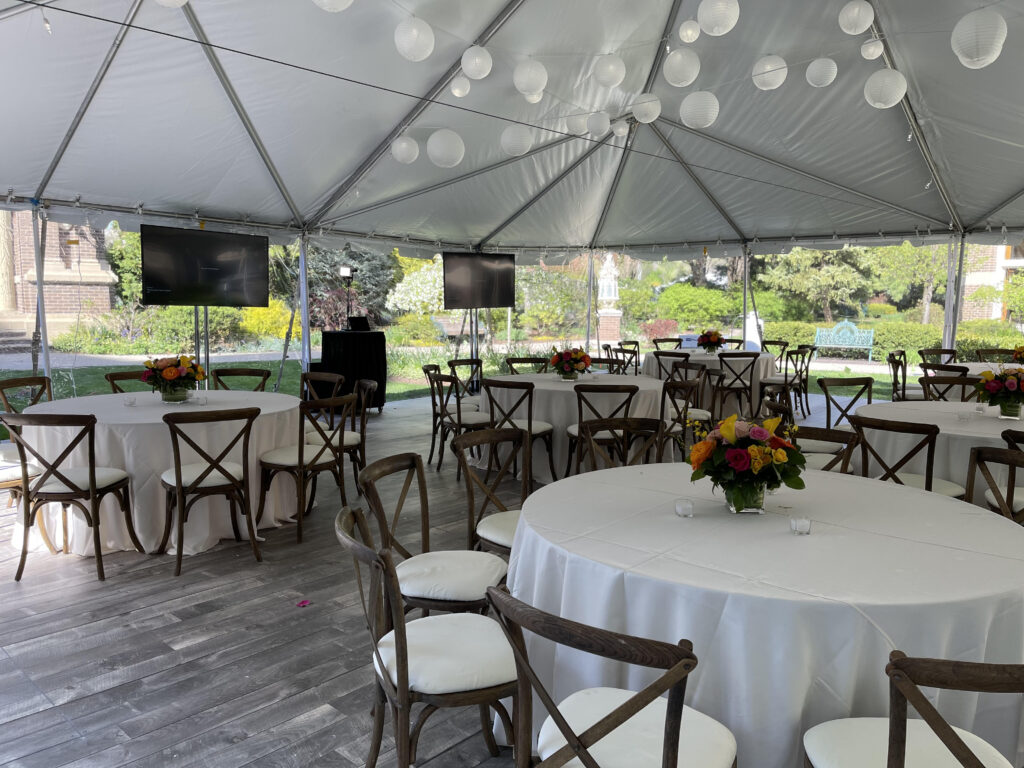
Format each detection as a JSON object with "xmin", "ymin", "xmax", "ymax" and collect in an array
[{"xmin": 2, "ymin": 0, "xmax": 1023, "ymax": 257}]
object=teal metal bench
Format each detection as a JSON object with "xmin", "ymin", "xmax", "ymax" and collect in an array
[{"xmin": 812, "ymin": 320, "xmax": 875, "ymax": 361}]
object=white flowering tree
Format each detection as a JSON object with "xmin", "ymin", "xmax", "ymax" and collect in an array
[{"xmin": 387, "ymin": 255, "xmax": 445, "ymax": 314}]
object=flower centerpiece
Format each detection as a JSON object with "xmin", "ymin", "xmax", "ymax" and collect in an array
[
  {"xmin": 975, "ymin": 368, "xmax": 1024, "ymax": 419},
  {"xmin": 1013, "ymin": 346, "xmax": 1024, "ymax": 364},
  {"xmin": 697, "ymin": 329, "xmax": 724, "ymax": 353},
  {"xmin": 549, "ymin": 347, "xmax": 591, "ymax": 381},
  {"xmin": 689, "ymin": 414, "xmax": 806, "ymax": 513},
  {"xmin": 141, "ymin": 355, "xmax": 206, "ymax": 403}
]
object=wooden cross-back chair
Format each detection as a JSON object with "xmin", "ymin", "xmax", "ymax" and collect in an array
[
  {"xmin": 617, "ymin": 340, "xmax": 641, "ymax": 375},
  {"xmin": 334, "ymin": 509, "xmax": 516, "ymax": 768},
  {"xmin": 300, "ymin": 370, "xmax": 344, "ymax": 401},
  {"xmin": 762, "ymin": 398, "xmax": 794, "ymax": 429},
  {"xmin": 451, "ymin": 428, "xmax": 529, "ymax": 556},
  {"xmin": 589, "ymin": 356, "xmax": 626, "ymax": 375},
  {"xmin": 432, "ymin": 372, "xmax": 493, "ymax": 474},
  {"xmin": 919, "ymin": 348, "xmax": 958, "ymax": 365},
  {"xmin": 817, "ymin": 377, "xmax": 873, "ymax": 429},
  {"xmin": 566, "ymin": 383, "xmax": 638, "ymax": 476},
  {"xmin": 447, "ymin": 358, "xmax": 483, "ymax": 409},
  {"xmin": 481, "ymin": 378, "xmax": 556, "ymax": 489},
  {"xmin": 721, "ymin": 337, "xmax": 746, "ymax": 350},
  {"xmin": 965, "ymin": 445, "xmax": 1024, "ymax": 526},
  {"xmin": 336, "ymin": 379, "xmax": 377, "ymax": 494},
  {"xmin": 1, "ymin": 412, "xmax": 141, "ymax": 582},
  {"xmin": 505, "ymin": 356, "xmax": 549, "ymax": 375},
  {"xmin": 0, "ymin": 376, "xmax": 52, "ymax": 413},
  {"xmin": 160, "ymin": 407, "xmax": 261, "ymax": 576},
  {"xmin": 652, "ymin": 350, "xmax": 690, "ymax": 380},
  {"xmin": 486, "ymin": 586, "xmax": 737, "ymax": 768},
  {"xmin": 652, "ymin": 337, "xmax": 681, "ymax": 350},
  {"xmin": 581, "ymin": 417, "xmax": 664, "ymax": 471},
  {"xmin": 803, "ymin": 649, "xmax": 1024, "ymax": 768},
  {"xmin": 1002, "ymin": 428, "xmax": 1024, "ymax": 451},
  {"xmin": 714, "ymin": 352, "xmax": 760, "ymax": 418},
  {"xmin": 886, "ymin": 350, "xmax": 925, "ymax": 401},
  {"xmin": 104, "ymin": 371, "xmax": 148, "ymax": 393},
  {"xmin": 920, "ymin": 375, "xmax": 982, "ymax": 402},
  {"xmin": 761, "ymin": 339, "xmax": 789, "ymax": 371},
  {"xmin": 975, "ymin": 348, "xmax": 1017, "ymax": 363},
  {"xmin": 210, "ymin": 367, "xmax": 271, "ymax": 391},
  {"xmin": 422, "ymin": 364, "xmax": 442, "ymax": 465},
  {"xmin": 661, "ymin": 379, "xmax": 706, "ymax": 457},
  {"xmin": 760, "ymin": 348, "xmax": 810, "ymax": 417},
  {"xmin": 920, "ymin": 362, "xmax": 969, "ymax": 377},
  {"xmin": 796, "ymin": 426, "xmax": 858, "ymax": 473},
  {"xmin": 357, "ymin": 452, "xmax": 508, "ymax": 615}
]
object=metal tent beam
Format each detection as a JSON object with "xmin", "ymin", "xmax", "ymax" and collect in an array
[
  {"xmin": 306, "ymin": 0, "xmax": 529, "ymax": 227},
  {"xmin": 649, "ymin": 121, "xmax": 746, "ymax": 242},
  {"xmin": 969, "ymin": 185, "xmax": 1024, "ymax": 231},
  {"xmin": 34, "ymin": 0, "xmax": 145, "ymax": 200},
  {"xmin": 182, "ymin": 3, "xmax": 304, "ymax": 225},
  {"xmin": 656, "ymin": 116, "xmax": 948, "ymax": 229},
  {"xmin": 323, "ymin": 133, "xmax": 576, "ymax": 225},
  {"xmin": 0, "ymin": 0, "xmax": 60, "ymax": 23},
  {"xmin": 477, "ymin": 134, "xmax": 613, "ymax": 249}
]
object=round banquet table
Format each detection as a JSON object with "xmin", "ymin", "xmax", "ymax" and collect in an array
[
  {"xmin": 507, "ymin": 463, "xmax": 1024, "ymax": 768},
  {"xmin": 483, "ymin": 373, "xmax": 665, "ymax": 484},
  {"xmin": 641, "ymin": 349, "xmax": 775, "ymax": 382},
  {"xmin": 962, "ymin": 361, "xmax": 1020, "ymax": 376},
  {"xmin": 855, "ymin": 400, "xmax": 1011, "ymax": 504},
  {"xmin": 18, "ymin": 390, "xmax": 300, "ymax": 557}
]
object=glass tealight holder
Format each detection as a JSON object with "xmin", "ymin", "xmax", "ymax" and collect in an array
[
  {"xmin": 790, "ymin": 517, "xmax": 811, "ymax": 535},
  {"xmin": 674, "ymin": 499, "xmax": 694, "ymax": 518}
]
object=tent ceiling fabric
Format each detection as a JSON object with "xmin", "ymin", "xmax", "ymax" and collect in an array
[{"xmin": 2, "ymin": 0, "xmax": 1023, "ymax": 254}]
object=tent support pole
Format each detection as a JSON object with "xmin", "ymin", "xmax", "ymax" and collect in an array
[
  {"xmin": 31, "ymin": 209, "xmax": 51, "ymax": 380},
  {"xmin": 585, "ymin": 252, "xmax": 594, "ymax": 353},
  {"xmin": 949, "ymin": 235, "xmax": 967, "ymax": 349},
  {"xmin": 742, "ymin": 246, "xmax": 749, "ymax": 344},
  {"xmin": 299, "ymin": 234, "xmax": 311, "ymax": 373}
]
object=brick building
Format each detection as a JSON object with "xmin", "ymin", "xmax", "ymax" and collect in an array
[{"xmin": 961, "ymin": 243, "xmax": 1019, "ymax": 322}]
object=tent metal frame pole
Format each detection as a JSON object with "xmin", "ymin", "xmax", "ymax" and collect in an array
[
  {"xmin": 182, "ymin": 4, "xmax": 304, "ymax": 225},
  {"xmin": 30, "ymin": 209, "xmax": 51, "ymax": 379},
  {"xmin": 0, "ymin": 0, "xmax": 60, "ymax": 22},
  {"xmin": 969, "ymin": 185, "xmax": 1024, "ymax": 231},
  {"xmin": 585, "ymin": 252, "xmax": 594, "ymax": 353},
  {"xmin": 941, "ymin": 239, "xmax": 956, "ymax": 348},
  {"xmin": 34, "ymin": 0, "xmax": 144, "ymax": 200},
  {"xmin": 299, "ymin": 234, "xmax": 311, "ymax": 373},
  {"xmin": 947, "ymin": 235, "xmax": 967, "ymax": 349},
  {"xmin": 478, "ymin": 134, "xmax": 613, "ymax": 249},
  {"xmin": 589, "ymin": 123, "xmax": 637, "ymax": 248},
  {"xmin": 306, "ymin": 0, "xmax": 529, "ymax": 226},
  {"xmin": 742, "ymin": 245, "xmax": 749, "ymax": 344},
  {"xmin": 655, "ymin": 116, "xmax": 948, "ymax": 229}
]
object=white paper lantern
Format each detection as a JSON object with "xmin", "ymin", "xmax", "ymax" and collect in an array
[
  {"xmin": 680, "ymin": 91, "xmax": 719, "ymax": 128},
  {"xmin": 678, "ymin": 20, "xmax": 701, "ymax": 43},
  {"xmin": 566, "ymin": 113, "xmax": 590, "ymax": 135},
  {"xmin": 513, "ymin": 59, "xmax": 548, "ymax": 95},
  {"xmin": 523, "ymin": 91, "xmax": 544, "ymax": 104},
  {"xmin": 450, "ymin": 75, "xmax": 471, "ymax": 98},
  {"xmin": 838, "ymin": 1, "xmax": 874, "ymax": 35},
  {"xmin": 951, "ymin": 9, "xmax": 1007, "ymax": 70},
  {"xmin": 752, "ymin": 55, "xmax": 787, "ymax": 90},
  {"xmin": 426, "ymin": 129, "xmax": 464, "ymax": 167},
  {"xmin": 500, "ymin": 124, "xmax": 533, "ymax": 156},
  {"xmin": 593, "ymin": 54, "xmax": 626, "ymax": 88},
  {"xmin": 461, "ymin": 45, "xmax": 492, "ymax": 80},
  {"xmin": 311, "ymin": 0, "xmax": 353, "ymax": 11},
  {"xmin": 697, "ymin": 0, "xmax": 739, "ymax": 37},
  {"xmin": 861, "ymin": 39, "xmax": 884, "ymax": 60},
  {"xmin": 395, "ymin": 18, "xmax": 434, "ymax": 62},
  {"xmin": 587, "ymin": 111, "xmax": 611, "ymax": 136},
  {"xmin": 390, "ymin": 136, "xmax": 419, "ymax": 164},
  {"xmin": 611, "ymin": 119, "xmax": 630, "ymax": 137},
  {"xmin": 805, "ymin": 58, "xmax": 838, "ymax": 88},
  {"xmin": 155, "ymin": 0, "xmax": 188, "ymax": 7},
  {"xmin": 663, "ymin": 48, "xmax": 701, "ymax": 87},
  {"xmin": 863, "ymin": 69, "xmax": 907, "ymax": 109},
  {"xmin": 631, "ymin": 93, "xmax": 661, "ymax": 124}
]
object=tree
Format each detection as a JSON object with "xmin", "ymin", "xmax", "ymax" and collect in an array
[
  {"xmin": 756, "ymin": 248, "xmax": 873, "ymax": 322},
  {"xmin": 972, "ymin": 270, "xmax": 1024, "ymax": 324},
  {"xmin": 656, "ymin": 283, "xmax": 732, "ymax": 329},
  {"xmin": 865, "ymin": 241, "xmax": 947, "ymax": 323}
]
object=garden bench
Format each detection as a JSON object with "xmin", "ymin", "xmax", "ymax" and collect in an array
[{"xmin": 812, "ymin": 320, "xmax": 875, "ymax": 361}]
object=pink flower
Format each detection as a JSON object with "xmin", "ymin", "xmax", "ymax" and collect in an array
[
  {"xmin": 986, "ymin": 380, "xmax": 1004, "ymax": 393},
  {"xmin": 1006, "ymin": 377, "xmax": 1019, "ymax": 391},
  {"xmin": 725, "ymin": 447, "xmax": 751, "ymax": 472},
  {"xmin": 734, "ymin": 421, "xmax": 751, "ymax": 439},
  {"xmin": 562, "ymin": 352, "xmax": 571, "ymax": 361},
  {"xmin": 709, "ymin": 428, "xmax": 722, "ymax": 440},
  {"xmin": 749, "ymin": 426, "xmax": 770, "ymax": 441}
]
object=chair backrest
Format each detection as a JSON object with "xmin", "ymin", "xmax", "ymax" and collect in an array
[
  {"xmin": 618, "ymin": 341, "xmax": 640, "ymax": 375},
  {"xmin": 588, "ymin": 356, "xmax": 626, "ymax": 375},
  {"xmin": 703, "ymin": 369, "xmax": 726, "ymax": 419},
  {"xmin": 670, "ymin": 360, "xmax": 706, "ymax": 383},
  {"xmin": 350, "ymin": 379, "xmax": 378, "ymax": 441},
  {"xmin": 482, "ymin": 378, "xmax": 536, "ymax": 432},
  {"xmin": 721, "ymin": 337, "xmax": 745, "ymax": 350},
  {"xmin": 573, "ymin": 384, "xmax": 638, "ymax": 431},
  {"xmin": 817, "ymin": 377, "xmax": 873, "ymax": 429},
  {"xmin": 975, "ymin": 348, "xmax": 1016, "ymax": 363},
  {"xmin": 162, "ymin": 407, "xmax": 261, "ymax": 498},
  {"xmin": 883, "ymin": 649, "xmax": 1024, "ymax": 768},
  {"xmin": 300, "ymin": 394, "xmax": 356, "ymax": 467},
  {"xmin": 847, "ymin": 414, "xmax": 938, "ymax": 491},
  {"xmin": 447, "ymin": 358, "xmax": 482, "ymax": 398},
  {"xmin": 717, "ymin": 352, "xmax": 759, "ymax": 391},
  {"xmin": 661, "ymin": 379, "xmax": 702, "ymax": 437},
  {"xmin": 794, "ymin": 425, "xmax": 857, "ymax": 472},
  {"xmin": 761, "ymin": 339, "xmax": 789, "ymax": 370},
  {"xmin": 1001, "ymin": 428, "xmax": 1024, "ymax": 451},
  {"xmin": 965, "ymin": 446, "xmax": 1024, "ymax": 525},
  {"xmin": 886, "ymin": 352, "xmax": 907, "ymax": 400},
  {"xmin": 920, "ymin": 362, "xmax": 969, "ymax": 377},
  {"xmin": 433, "ymin": 372, "xmax": 480, "ymax": 428},
  {"xmin": 423, "ymin": 364, "xmax": 441, "ymax": 416},
  {"xmin": 652, "ymin": 351, "xmax": 690, "ymax": 379},
  {"xmin": 920, "ymin": 375, "xmax": 982, "ymax": 402},
  {"xmin": 506, "ymin": 356, "xmax": 549, "ymax": 375},
  {"xmin": 451, "ymin": 428, "xmax": 529, "ymax": 550},
  {"xmin": 300, "ymin": 371, "xmax": 344, "ymax": 401},
  {"xmin": 919, "ymin": 348, "xmax": 957, "ymax": 365},
  {"xmin": 761, "ymin": 398, "xmax": 794, "ymax": 429},
  {"xmin": 0, "ymin": 413, "xmax": 100, "ymax": 498},
  {"xmin": 0, "ymin": 376, "xmax": 52, "ymax": 413},
  {"xmin": 487, "ymin": 586, "xmax": 699, "ymax": 768},
  {"xmin": 652, "ymin": 337, "xmax": 681, "ymax": 350},
  {"xmin": 357, "ymin": 452, "xmax": 430, "ymax": 562},
  {"xmin": 582, "ymin": 417, "xmax": 664, "ymax": 471},
  {"xmin": 104, "ymin": 371, "xmax": 148, "ymax": 393},
  {"xmin": 211, "ymin": 368, "xmax": 271, "ymax": 391}
]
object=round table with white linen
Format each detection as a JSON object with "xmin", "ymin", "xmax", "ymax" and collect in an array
[
  {"xmin": 962, "ymin": 361, "xmax": 1020, "ymax": 376},
  {"xmin": 507, "ymin": 463, "xmax": 1024, "ymax": 768},
  {"xmin": 19, "ymin": 390, "xmax": 300, "ymax": 557},
  {"xmin": 855, "ymin": 400, "xmax": 1010, "ymax": 504},
  {"xmin": 641, "ymin": 349, "xmax": 775, "ymax": 382},
  {"xmin": 483, "ymin": 373, "xmax": 665, "ymax": 484}
]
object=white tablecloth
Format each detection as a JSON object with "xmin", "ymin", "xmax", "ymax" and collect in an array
[
  {"xmin": 642, "ymin": 351, "xmax": 775, "ymax": 415},
  {"xmin": 855, "ymin": 400, "xmax": 1010, "ymax": 504},
  {"xmin": 962, "ymin": 362, "xmax": 1020, "ymax": 376},
  {"xmin": 17, "ymin": 391, "xmax": 300, "ymax": 556},
  {"xmin": 508, "ymin": 463, "xmax": 1024, "ymax": 768}
]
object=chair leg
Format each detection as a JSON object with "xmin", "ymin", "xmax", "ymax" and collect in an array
[
  {"xmin": 366, "ymin": 681, "xmax": 386, "ymax": 768},
  {"xmin": 350, "ymin": 450, "xmax": 360, "ymax": 498},
  {"xmin": 174, "ymin": 500, "xmax": 186, "ymax": 577},
  {"xmin": 15, "ymin": 506, "xmax": 31, "ymax": 581},
  {"xmin": 61, "ymin": 504, "xmax": 70, "ymax": 554},
  {"xmin": 157, "ymin": 490, "xmax": 174, "ymax": 554},
  {"xmin": 564, "ymin": 436, "xmax": 576, "ymax": 478},
  {"xmin": 35, "ymin": 507, "xmax": 58, "ymax": 554},
  {"xmin": 543, "ymin": 433, "xmax": 557, "ymax": 485},
  {"xmin": 91, "ymin": 514, "xmax": 105, "ymax": 581},
  {"xmin": 227, "ymin": 496, "xmax": 242, "ymax": 542},
  {"xmin": 393, "ymin": 704, "xmax": 412, "ymax": 768},
  {"xmin": 478, "ymin": 703, "xmax": 500, "ymax": 757},
  {"xmin": 426, "ymin": 415, "xmax": 438, "ymax": 465},
  {"xmin": 296, "ymin": 472, "xmax": 306, "ymax": 544},
  {"xmin": 119, "ymin": 488, "xmax": 145, "ymax": 553},
  {"xmin": 240, "ymin": 493, "xmax": 261, "ymax": 563},
  {"xmin": 255, "ymin": 469, "xmax": 273, "ymax": 526}
]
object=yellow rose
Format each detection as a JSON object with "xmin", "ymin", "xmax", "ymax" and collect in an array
[
  {"xmin": 773, "ymin": 448, "xmax": 788, "ymax": 464},
  {"xmin": 980, "ymin": 370, "xmax": 995, "ymax": 381}
]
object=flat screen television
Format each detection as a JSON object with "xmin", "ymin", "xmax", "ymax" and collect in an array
[
  {"xmin": 442, "ymin": 252, "xmax": 515, "ymax": 310},
  {"xmin": 140, "ymin": 225, "xmax": 269, "ymax": 307}
]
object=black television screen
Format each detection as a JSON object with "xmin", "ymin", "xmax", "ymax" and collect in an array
[
  {"xmin": 442, "ymin": 252, "xmax": 515, "ymax": 310},
  {"xmin": 140, "ymin": 225, "xmax": 269, "ymax": 307}
]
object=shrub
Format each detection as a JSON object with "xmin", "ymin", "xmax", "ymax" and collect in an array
[
  {"xmin": 871, "ymin": 322, "xmax": 943, "ymax": 364},
  {"xmin": 385, "ymin": 313, "xmax": 442, "ymax": 347},
  {"xmin": 640, "ymin": 318, "xmax": 678, "ymax": 340},
  {"xmin": 241, "ymin": 299, "xmax": 296, "ymax": 340},
  {"xmin": 761, "ymin": 322, "xmax": 816, "ymax": 351},
  {"xmin": 656, "ymin": 284, "xmax": 732, "ymax": 329},
  {"xmin": 902, "ymin": 303, "xmax": 945, "ymax": 326},
  {"xmin": 955, "ymin": 322, "xmax": 1023, "ymax": 362},
  {"xmin": 865, "ymin": 303, "xmax": 897, "ymax": 317}
]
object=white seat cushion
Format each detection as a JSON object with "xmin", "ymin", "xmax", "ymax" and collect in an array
[
  {"xmin": 39, "ymin": 466, "xmax": 128, "ymax": 493},
  {"xmin": 477, "ymin": 510, "xmax": 520, "ymax": 548},
  {"xmin": 687, "ymin": 408, "xmax": 713, "ymax": 421},
  {"xmin": 0, "ymin": 461, "xmax": 40, "ymax": 484},
  {"xmin": 884, "ymin": 473, "xmax": 966, "ymax": 498},
  {"xmin": 803, "ymin": 717, "xmax": 1012, "ymax": 768},
  {"xmin": 259, "ymin": 444, "xmax": 335, "ymax": 467},
  {"xmin": 448, "ymin": 411, "xmax": 492, "ymax": 426},
  {"xmin": 395, "ymin": 550, "xmax": 507, "ymax": 601},
  {"xmin": 509, "ymin": 418, "xmax": 553, "ymax": 435},
  {"xmin": 804, "ymin": 453, "xmax": 842, "ymax": 471},
  {"xmin": 799, "ymin": 438, "xmax": 847, "ymax": 454},
  {"xmin": 983, "ymin": 487, "xmax": 1024, "ymax": 512},
  {"xmin": 0, "ymin": 444, "xmax": 19, "ymax": 464},
  {"xmin": 161, "ymin": 462, "xmax": 243, "ymax": 488},
  {"xmin": 538, "ymin": 687, "xmax": 737, "ymax": 768},
  {"xmin": 304, "ymin": 428, "xmax": 360, "ymax": 447},
  {"xmin": 566, "ymin": 424, "xmax": 617, "ymax": 440},
  {"xmin": 373, "ymin": 613, "xmax": 516, "ymax": 695},
  {"xmin": 762, "ymin": 374, "xmax": 800, "ymax": 385},
  {"xmin": 461, "ymin": 395, "xmax": 482, "ymax": 411}
]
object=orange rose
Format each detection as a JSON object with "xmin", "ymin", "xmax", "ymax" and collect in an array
[
  {"xmin": 689, "ymin": 439, "xmax": 715, "ymax": 470},
  {"xmin": 161, "ymin": 366, "xmax": 180, "ymax": 381}
]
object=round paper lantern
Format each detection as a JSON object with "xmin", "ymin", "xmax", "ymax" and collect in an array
[
  {"xmin": 587, "ymin": 111, "xmax": 611, "ymax": 136},
  {"xmin": 863, "ymin": 69, "xmax": 907, "ymax": 109},
  {"xmin": 697, "ymin": 0, "xmax": 739, "ymax": 37},
  {"xmin": 513, "ymin": 59, "xmax": 548, "ymax": 95},
  {"xmin": 680, "ymin": 91, "xmax": 719, "ymax": 128},
  {"xmin": 593, "ymin": 54, "xmax": 626, "ymax": 88},
  {"xmin": 155, "ymin": 0, "xmax": 188, "ymax": 6},
  {"xmin": 663, "ymin": 48, "xmax": 701, "ymax": 87},
  {"xmin": 395, "ymin": 18, "xmax": 434, "ymax": 62},
  {"xmin": 631, "ymin": 93, "xmax": 661, "ymax": 124},
  {"xmin": 678, "ymin": 20, "xmax": 700, "ymax": 43},
  {"xmin": 951, "ymin": 9, "xmax": 1007, "ymax": 70},
  {"xmin": 566, "ymin": 113, "xmax": 589, "ymax": 135},
  {"xmin": 390, "ymin": 136, "xmax": 419, "ymax": 164},
  {"xmin": 752, "ymin": 55, "xmax": 787, "ymax": 90},
  {"xmin": 805, "ymin": 58, "xmax": 838, "ymax": 88},
  {"xmin": 426, "ymin": 129, "xmax": 464, "ymax": 167},
  {"xmin": 611, "ymin": 119, "xmax": 630, "ymax": 137},
  {"xmin": 523, "ymin": 91, "xmax": 543, "ymax": 104},
  {"xmin": 500, "ymin": 124, "xmax": 533, "ymax": 156},
  {"xmin": 461, "ymin": 45, "xmax": 492, "ymax": 80},
  {"xmin": 311, "ymin": 0, "xmax": 353, "ymax": 11},
  {"xmin": 838, "ymin": 1, "xmax": 874, "ymax": 35},
  {"xmin": 861, "ymin": 39, "xmax": 884, "ymax": 60},
  {"xmin": 450, "ymin": 75, "xmax": 471, "ymax": 98}
]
